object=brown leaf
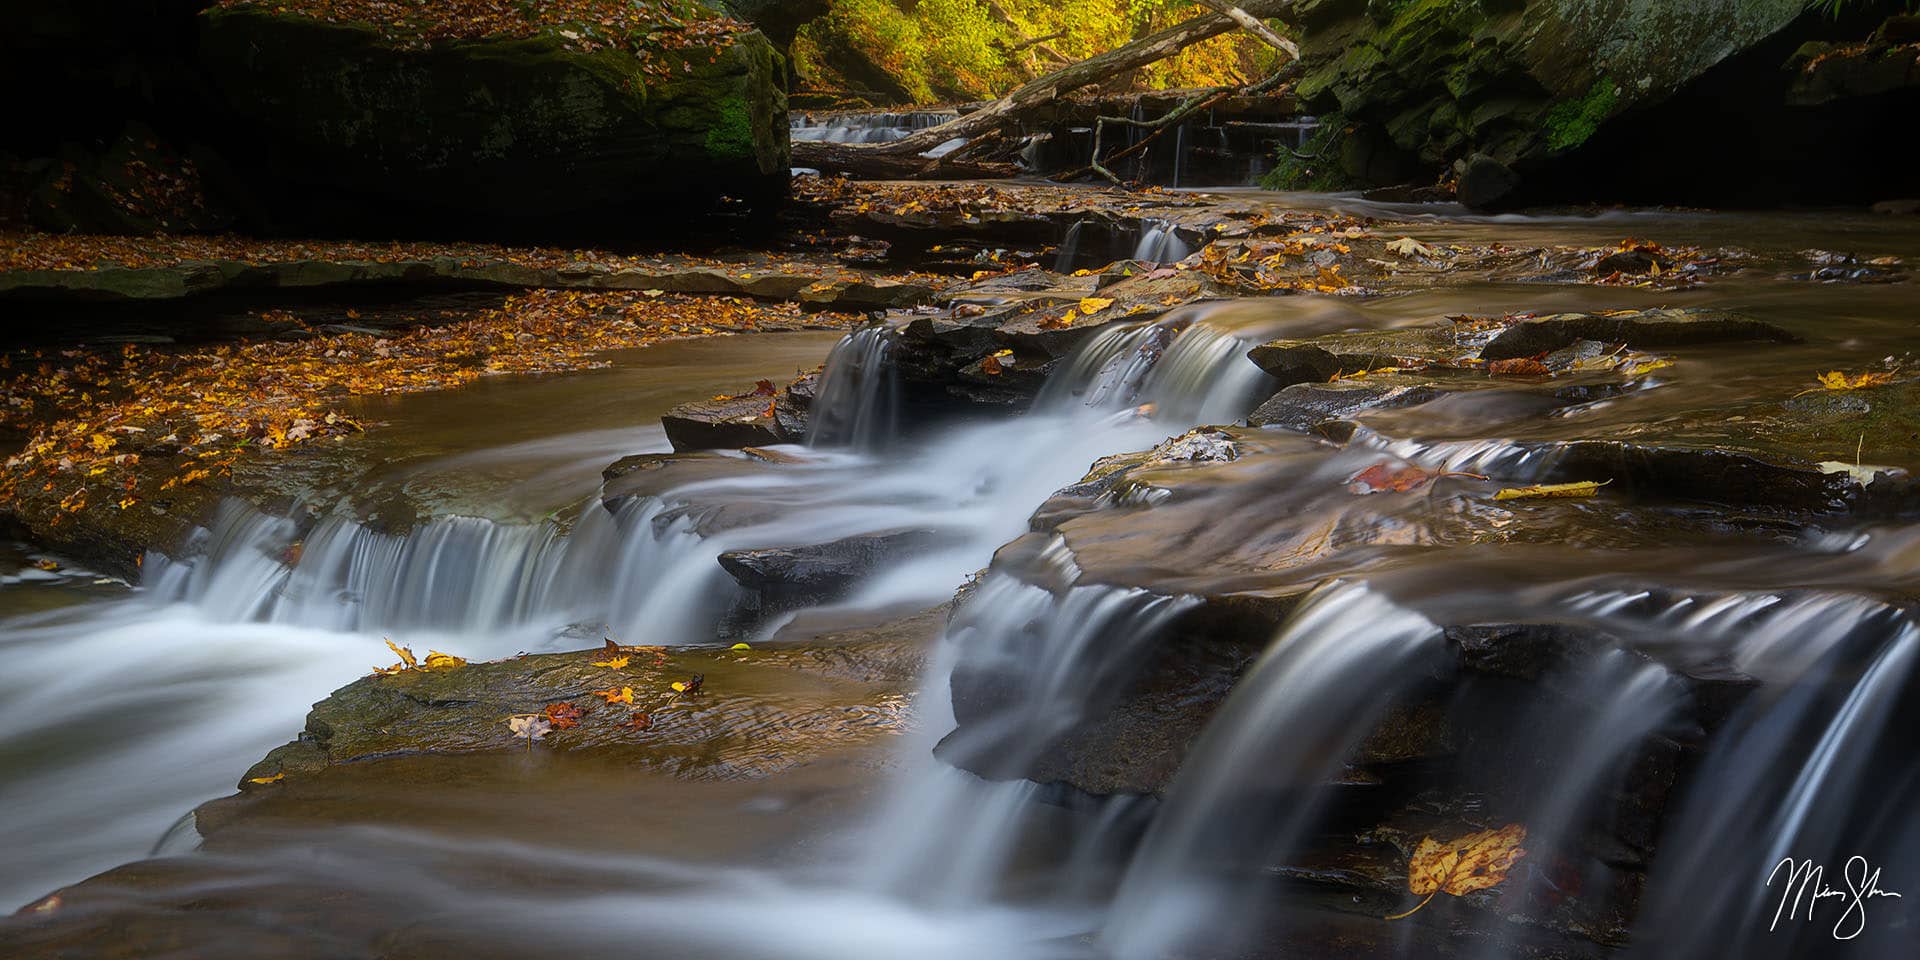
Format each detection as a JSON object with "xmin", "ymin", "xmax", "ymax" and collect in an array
[
  {"xmin": 1389, "ymin": 823, "xmax": 1528, "ymax": 919},
  {"xmin": 1487, "ymin": 358, "xmax": 1550, "ymax": 377}
]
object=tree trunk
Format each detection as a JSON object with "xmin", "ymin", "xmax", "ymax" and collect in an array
[{"xmin": 793, "ymin": 0, "xmax": 1296, "ymax": 178}]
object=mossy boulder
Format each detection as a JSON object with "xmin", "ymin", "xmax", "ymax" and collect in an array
[
  {"xmin": 1283, "ymin": 0, "xmax": 1807, "ymax": 206},
  {"xmin": 195, "ymin": 4, "xmax": 790, "ymax": 239}
]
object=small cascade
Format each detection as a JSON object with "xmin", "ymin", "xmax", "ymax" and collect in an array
[
  {"xmin": 806, "ymin": 324, "xmax": 901, "ymax": 449},
  {"xmin": 1585, "ymin": 591, "xmax": 1920, "ymax": 960},
  {"xmin": 1052, "ymin": 221, "xmax": 1087, "ymax": 273},
  {"xmin": 1103, "ymin": 583, "xmax": 1447, "ymax": 959},
  {"xmin": 860, "ymin": 546, "xmax": 1197, "ymax": 910},
  {"xmin": 789, "ymin": 110, "xmax": 958, "ymax": 145},
  {"xmin": 148, "ymin": 494, "xmax": 723, "ymax": 643},
  {"xmin": 1037, "ymin": 302, "xmax": 1284, "ymax": 424},
  {"xmin": 1129, "ymin": 219, "xmax": 1191, "ymax": 264}
]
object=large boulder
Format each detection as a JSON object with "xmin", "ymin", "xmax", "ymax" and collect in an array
[
  {"xmin": 195, "ymin": 2, "xmax": 791, "ymax": 239},
  {"xmin": 1282, "ymin": 0, "xmax": 1813, "ymax": 205}
]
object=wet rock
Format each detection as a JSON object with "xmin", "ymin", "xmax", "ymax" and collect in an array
[
  {"xmin": 1284, "ymin": 0, "xmax": 1808, "ymax": 199},
  {"xmin": 661, "ymin": 395, "xmax": 791, "ymax": 451},
  {"xmin": 1786, "ymin": 23, "xmax": 1920, "ymax": 107},
  {"xmin": 1873, "ymin": 197, "xmax": 1920, "ymax": 216},
  {"xmin": 718, "ymin": 528, "xmax": 956, "ymax": 616},
  {"xmin": 1448, "ymin": 623, "xmax": 1609, "ymax": 681},
  {"xmin": 1479, "ymin": 308, "xmax": 1796, "ymax": 361},
  {"xmin": 1591, "ymin": 248, "xmax": 1671, "ymax": 275},
  {"xmin": 227, "ymin": 640, "xmax": 921, "ymax": 791},
  {"xmin": 1457, "ymin": 152, "xmax": 1519, "ymax": 211},
  {"xmin": 1247, "ymin": 325, "xmax": 1461, "ymax": 386},
  {"xmin": 1249, "ymin": 381, "xmax": 1449, "ymax": 431}
]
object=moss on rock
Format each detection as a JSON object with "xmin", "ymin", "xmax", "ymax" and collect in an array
[{"xmin": 196, "ymin": 3, "xmax": 789, "ymax": 239}]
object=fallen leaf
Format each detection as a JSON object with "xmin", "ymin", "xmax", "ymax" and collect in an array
[
  {"xmin": 1079, "ymin": 296, "xmax": 1115, "ymax": 314},
  {"xmin": 729, "ymin": 642, "xmax": 752, "ymax": 651},
  {"xmin": 247, "ymin": 772, "xmax": 286, "ymax": 785},
  {"xmin": 1491, "ymin": 480, "xmax": 1609, "ymax": 501},
  {"xmin": 422, "ymin": 650, "xmax": 466, "ymax": 670},
  {"xmin": 375, "ymin": 638, "xmax": 420, "ymax": 674},
  {"xmin": 1487, "ymin": 358, "xmax": 1551, "ymax": 377},
  {"xmin": 671, "ymin": 674, "xmax": 705, "ymax": 695},
  {"xmin": 1348, "ymin": 462, "xmax": 1486, "ymax": 495},
  {"xmin": 592, "ymin": 654, "xmax": 631, "ymax": 669},
  {"xmin": 1388, "ymin": 823, "xmax": 1528, "ymax": 919},
  {"xmin": 1818, "ymin": 461, "xmax": 1900, "ymax": 485},
  {"xmin": 1809, "ymin": 370, "xmax": 1895, "ymax": 393},
  {"xmin": 1385, "ymin": 237, "xmax": 1439, "ymax": 259},
  {"xmin": 544, "ymin": 701, "xmax": 586, "ymax": 730},
  {"xmin": 508, "ymin": 714, "xmax": 552, "ymax": 749},
  {"xmin": 623, "ymin": 711, "xmax": 653, "ymax": 731},
  {"xmin": 593, "ymin": 686, "xmax": 635, "ymax": 705}
]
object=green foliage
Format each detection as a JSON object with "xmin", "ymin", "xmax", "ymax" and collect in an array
[
  {"xmin": 798, "ymin": 0, "xmax": 1294, "ymax": 103},
  {"xmin": 1542, "ymin": 78, "xmax": 1619, "ymax": 152},
  {"xmin": 704, "ymin": 95, "xmax": 757, "ymax": 159},
  {"xmin": 1259, "ymin": 119, "xmax": 1353, "ymax": 192}
]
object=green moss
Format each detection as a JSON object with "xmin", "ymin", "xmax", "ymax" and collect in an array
[
  {"xmin": 1259, "ymin": 119, "xmax": 1357, "ymax": 192},
  {"xmin": 704, "ymin": 94, "xmax": 757, "ymax": 160},
  {"xmin": 1542, "ymin": 77, "xmax": 1619, "ymax": 152}
]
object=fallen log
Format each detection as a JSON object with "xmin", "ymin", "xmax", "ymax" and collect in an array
[{"xmin": 791, "ymin": 1, "xmax": 1296, "ymax": 179}]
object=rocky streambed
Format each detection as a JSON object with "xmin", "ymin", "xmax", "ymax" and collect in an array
[{"xmin": 4, "ymin": 181, "xmax": 1920, "ymax": 959}]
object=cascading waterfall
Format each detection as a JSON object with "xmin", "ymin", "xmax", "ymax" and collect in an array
[
  {"xmin": 136, "ymin": 303, "xmax": 1285, "ymax": 648},
  {"xmin": 790, "ymin": 110, "xmax": 958, "ymax": 145},
  {"xmin": 806, "ymin": 323, "xmax": 901, "ymax": 449},
  {"xmin": 860, "ymin": 552, "xmax": 1197, "ymax": 910},
  {"xmin": 1130, "ymin": 219, "xmax": 1192, "ymax": 264},
  {"xmin": 1102, "ymin": 583, "xmax": 1448, "ymax": 959}
]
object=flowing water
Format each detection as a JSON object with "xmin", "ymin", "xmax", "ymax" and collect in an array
[{"xmin": 5, "ymin": 197, "xmax": 1920, "ymax": 958}]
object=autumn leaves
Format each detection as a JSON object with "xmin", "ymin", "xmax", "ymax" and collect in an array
[{"xmin": 506, "ymin": 639, "xmax": 708, "ymax": 752}]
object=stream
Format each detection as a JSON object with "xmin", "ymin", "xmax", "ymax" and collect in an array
[{"xmin": 3, "ymin": 192, "xmax": 1918, "ymax": 959}]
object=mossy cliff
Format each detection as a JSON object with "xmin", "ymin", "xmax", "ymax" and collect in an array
[
  {"xmin": 196, "ymin": 3, "xmax": 789, "ymax": 239},
  {"xmin": 1282, "ymin": 0, "xmax": 1808, "ymax": 206}
]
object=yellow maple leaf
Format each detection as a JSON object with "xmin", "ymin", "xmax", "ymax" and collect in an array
[
  {"xmin": 591, "ymin": 654, "xmax": 631, "ymax": 669},
  {"xmin": 1388, "ymin": 823, "xmax": 1528, "ymax": 919},
  {"xmin": 1079, "ymin": 296, "xmax": 1115, "ymax": 314},
  {"xmin": 247, "ymin": 772, "xmax": 285, "ymax": 785},
  {"xmin": 1491, "ymin": 480, "xmax": 1609, "ymax": 501},
  {"xmin": 592, "ymin": 686, "xmax": 635, "ymax": 705}
]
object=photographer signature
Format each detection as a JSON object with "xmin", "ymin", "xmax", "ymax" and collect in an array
[{"xmin": 1767, "ymin": 856, "xmax": 1903, "ymax": 940}]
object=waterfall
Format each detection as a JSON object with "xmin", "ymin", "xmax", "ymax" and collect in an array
[
  {"xmin": 790, "ymin": 110, "xmax": 958, "ymax": 145},
  {"xmin": 1103, "ymin": 583, "xmax": 1448, "ymax": 959},
  {"xmin": 859, "ymin": 544, "xmax": 1197, "ymax": 910},
  {"xmin": 140, "ymin": 306, "xmax": 1282, "ymax": 647},
  {"xmin": 1037, "ymin": 302, "xmax": 1284, "ymax": 424},
  {"xmin": 806, "ymin": 324, "xmax": 901, "ymax": 450},
  {"xmin": 1053, "ymin": 221, "xmax": 1086, "ymax": 273},
  {"xmin": 1130, "ymin": 220, "xmax": 1191, "ymax": 264}
]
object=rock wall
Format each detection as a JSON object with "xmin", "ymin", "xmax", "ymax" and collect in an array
[
  {"xmin": 1282, "ymin": 0, "xmax": 1920, "ymax": 207},
  {"xmin": 2, "ymin": 0, "xmax": 799, "ymax": 239}
]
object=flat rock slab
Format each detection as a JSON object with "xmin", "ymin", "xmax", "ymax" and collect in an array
[
  {"xmin": 1479, "ymin": 308, "xmax": 1798, "ymax": 360},
  {"xmin": 0, "ymin": 250, "xmax": 937, "ymax": 309}
]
